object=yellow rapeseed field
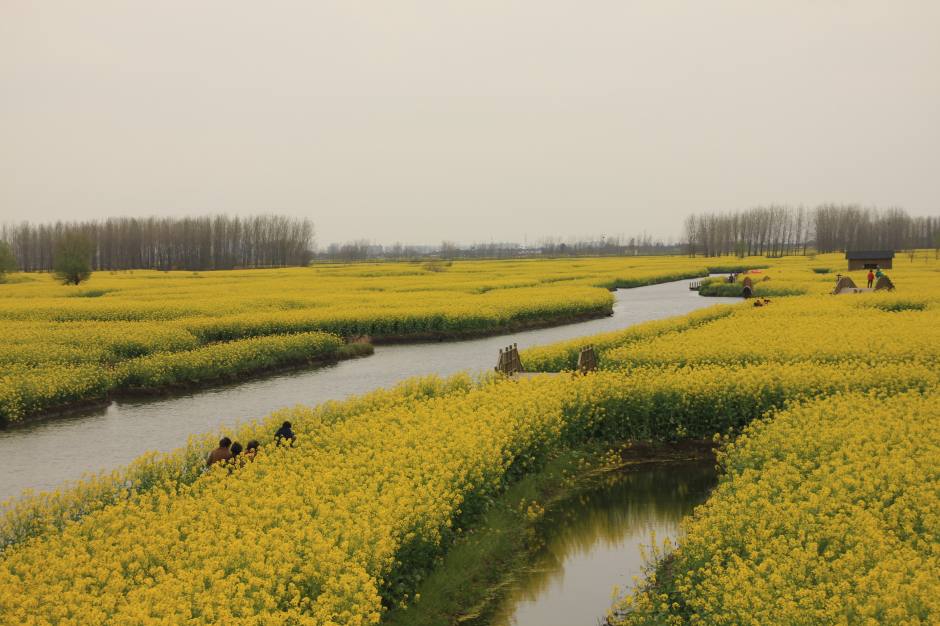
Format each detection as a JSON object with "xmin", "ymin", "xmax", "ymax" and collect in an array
[
  {"xmin": 1, "ymin": 251, "xmax": 938, "ymax": 624},
  {"xmin": 2, "ymin": 363, "xmax": 936, "ymax": 625},
  {"xmin": 611, "ymin": 391, "xmax": 940, "ymax": 625},
  {"xmin": 595, "ymin": 254, "xmax": 940, "ymax": 625},
  {"xmin": 0, "ymin": 257, "xmax": 721, "ymax": 423}
]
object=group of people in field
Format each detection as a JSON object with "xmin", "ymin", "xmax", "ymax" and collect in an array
[
  {"xmin": 205, "ymin": 420, "xmax": 296, "ymax": 468},
  {"xmin": 866, "ymin": 267, "xmax": 885, "ymax": 288}
]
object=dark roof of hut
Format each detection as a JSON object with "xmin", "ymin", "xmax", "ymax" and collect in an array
[{"xmin": 845, "ymin": 250, "xmax": 895, "ymax": 259}]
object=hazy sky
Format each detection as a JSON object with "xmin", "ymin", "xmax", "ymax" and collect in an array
[{"xmin": 2, "ymin": 1, "xmax": 938, "ymax": 245}]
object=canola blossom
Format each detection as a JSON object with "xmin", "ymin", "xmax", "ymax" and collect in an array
[
  {"xmin": 597, "ymin": 255, "xmax": 940, "ymax": 625},
  {"xmin": 1, "ymin": 361, "xmax": 937, "ymax": 624},
  {"xmin": 0, "ymin": 258, "xmax": 719, "ymax": 423},
  {"xmin": 1, "ymin": 252, "xmax": 939, "ymax": 624},
  {"xmin": 0, "ymin": 332, "xmax": 351, "ymax": 422},
  {"xmin": 612, "ymin": 391, "xmax": 940, "ymax": 625},
  {"xmin": 605, "ymin": 298, "xmax": 940, "ymax": 368}
]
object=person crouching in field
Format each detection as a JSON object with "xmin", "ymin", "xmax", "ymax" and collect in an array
[
  {"xmin": 867, "ymin": 269, "xmax": 875, "ymax": 288},
  {"xmin": 274, "ymin": 421, "xmax": 296, "ymax": 446},
  {"xmin": 207, "ymin": 437, "xmax": 233, "ymax": 467}
]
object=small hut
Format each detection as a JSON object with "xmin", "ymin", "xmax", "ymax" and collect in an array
[{"xmin": 846, "ymin": 250, "xmax": 894, "ymax": 271}]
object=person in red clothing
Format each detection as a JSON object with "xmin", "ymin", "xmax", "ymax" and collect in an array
[{"xmin": 867, "ymin": 269, "xmax": 875, "ymax": 288}]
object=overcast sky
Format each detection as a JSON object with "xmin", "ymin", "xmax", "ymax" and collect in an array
[{"xmin": 2, "ymin": 1, "xmax": 938, "ymax": 245}]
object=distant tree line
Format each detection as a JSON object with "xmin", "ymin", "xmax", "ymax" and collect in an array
[
  {"xmin": 5, "ymin": 206, "xmax": 937, "ymax": 272},
  {"xmin": 684, "ymin": 205, "xmax": 940, "ymax": 257},
  {"xmin": 813, "ymin": 205, "xmax": 938, "ymax": 254},
  {"xmin": 0, "ymin": 215, "xmax": 315, "ymax": 271},
  {"xmin": 536, "ymin": 234, "xmax": 680, "ymax": 257},
  {"xmin": 0, "ymin": 242, "xmax": 16, "ymax": 281},
  {"xmin": 316, "ymin": 234, "xmax": 682, "ymax": 262}
]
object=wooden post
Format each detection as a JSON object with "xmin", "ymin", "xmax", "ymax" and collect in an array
[
  {"xmin": 495, "ymin": 347, "xmax": 507, "ymax": 374},
  {"xmin": 577, "ymin": 345, "xmax": 597, "ymax": 374},
  {"xmin": 511, "ymin": 343, "xmax": 524, "ymax": 374},
  {"xmin": 496, "ymin": 343, "xmax": 525, "ymax": 375}
]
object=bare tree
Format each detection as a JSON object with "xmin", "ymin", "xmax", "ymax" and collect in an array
[
  {"xmin": 0, "ymin": 215, "xmax": 315, "ymax": 271},
  {"xmin": 681, "ymin": 215, "xmax": 696, "ymax": 257},
  {"xmin": 0, "ymin": 241, "xmax": 16, "ymax": 281},
  {"xmin": 679, "ymin": 205, "xmax": 938, "ymax": 257}
]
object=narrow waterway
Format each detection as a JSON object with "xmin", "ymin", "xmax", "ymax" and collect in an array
[
  {"xmin": 493, "ymin": 460, "xmax": 717, "ymax": 626},
  {"xmin": 0, "ymin": 280, "xmax": 737, "ymax": 503}
]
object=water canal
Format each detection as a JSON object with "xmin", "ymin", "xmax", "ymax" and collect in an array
[
  {"xmin": 492, "ymin": 460, "xmax": 716, "ymax": 626},
  {"xmin": 0, "ymin": 279, "xmax": 738, "ymax": 503}
]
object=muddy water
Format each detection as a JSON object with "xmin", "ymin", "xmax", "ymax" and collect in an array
[
  {"xmin": 0, "ymin": 280, "xmax": 737, "ymax": 503},
  {"xmin": 492, "ymin": 461, "xmax": 716, "ymax": 626}
]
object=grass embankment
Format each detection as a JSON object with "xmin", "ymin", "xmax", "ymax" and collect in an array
[
  {"xmin": 697, "ymin": 275, "xmax": 805, "ymax": 297},
  {"xmin": 382, "ymin": 440, "xmax": 714, "ymax": 626},
  {"xmin": 0, "ymin": 333, "xmax": 372, "ymax": 424},
  {"xmin": 697, "ymin": 280, "xmax": 804, "ymax": 297}
]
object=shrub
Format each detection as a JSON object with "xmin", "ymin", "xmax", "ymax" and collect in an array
[{"xmin": 53, "ymin": 233, "xmax": 94, "ymax": 285}]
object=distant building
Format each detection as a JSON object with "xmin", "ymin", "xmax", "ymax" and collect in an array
[{"xmin": 846, "ymin": 250, "xmax": 894, "ymax": 270}]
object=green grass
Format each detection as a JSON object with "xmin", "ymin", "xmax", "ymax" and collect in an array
[
  {"xmin": 381, "ymin": 441, "xmax": 713, "ymax": 626},
  {"xmin": 704, "ymin": 264, "xmax": 769, "ymax": 274},
  {"xmin": 381, "ymin": 448, "xmax": 581, "ymax": 625},
  {"xmin": 698, "ymin": 280, "xmax": 804, "ymax": 297}
]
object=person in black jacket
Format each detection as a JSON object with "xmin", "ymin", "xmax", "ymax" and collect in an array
[{"xmin": 274, "ymin": 421, "xmax": 296, "ymax": 446}]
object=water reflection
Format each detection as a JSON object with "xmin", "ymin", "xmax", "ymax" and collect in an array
[{"xmin": 494, "ymin": 461, "xmax": 715, "ymax": 626}]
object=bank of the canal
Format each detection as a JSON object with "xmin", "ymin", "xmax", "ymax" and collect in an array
[
  {"xmin": 0, "ymin": 279, "xmax": 738, "ymax": 504},
  {"xmin": 381, "ymin": 441, "xmax": 717, "ymax": 626}
]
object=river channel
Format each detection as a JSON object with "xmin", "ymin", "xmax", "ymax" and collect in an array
[
  {"xmin": 492, "ymin": 460, "xmax": 716, "ymax": 626},
  {"xmin": 0, "ymin": 279, "xmax": 738, "ymax": 503}
]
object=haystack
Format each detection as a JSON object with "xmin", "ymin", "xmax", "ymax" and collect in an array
[
  {"xmin": 832, "ymin": 276, "xmax": 857, "ymax": 295},
  {"xmin": 875, "ymin": 275, "xmax": 895, "ymax": 291},
  {"xmin": 742, "ymin": 276, "xmax": 754, "ymax": 298}
]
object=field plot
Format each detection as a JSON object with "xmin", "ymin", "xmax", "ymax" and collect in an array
[
  {"xmin": 613, "ymin": 391, "xmax": 940, "ymax": 625},
  {"xmin": 0, "ymin": 253, "xmax": 937, "ymax": 625},
  {"xmin": 0, "ymin": 257, "xmax": 717, "ymax": 424}
]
